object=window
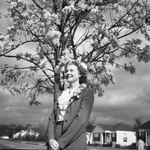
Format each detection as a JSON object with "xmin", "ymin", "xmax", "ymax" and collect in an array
[
  {"xmin": 111, "ymin": 133, "xmax": 116, "ymax": 142},
  {"xmin": 123, "ymin": 133, "xmax": 127, "ymax": 142},
  {"xmin": 123, "ymin": 137, "xmax": 127, "ymax": 142},
  {"xmin": 93, "ymin": 133, "xmax": 100, "ymax": 141}
]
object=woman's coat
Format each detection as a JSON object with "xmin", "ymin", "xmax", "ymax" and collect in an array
[{"xmin": 47, "ymin": 87, "xmax": 94, "ymax": 150}]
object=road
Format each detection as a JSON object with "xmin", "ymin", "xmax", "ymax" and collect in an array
[
  {"xmin": 0, "ymin": 140, "xmax": 133, "ymax": 150},
  {"xmin": 0, "ymin": 139, "xmax": 46, "ymax": 149},
  {"xmin": 0, "ymin": 139, "xmax": 100, "ymax": 149}
]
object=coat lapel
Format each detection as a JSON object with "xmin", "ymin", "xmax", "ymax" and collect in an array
[
  {"xmin": 66, "ymin": 87, "xmax": 86, "ymax": 108},
  {"xmin": 67, "ymin": 96, "xmax": 81, "ymax": 108}
]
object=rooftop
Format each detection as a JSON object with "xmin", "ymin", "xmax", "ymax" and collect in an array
[
  {"xmin": 140, "ymin": 120, "xmax": 150, "ymax": 129},
  {"xmin": 95, "ymin": 122, "xmax": 134, "ymax": 132}
]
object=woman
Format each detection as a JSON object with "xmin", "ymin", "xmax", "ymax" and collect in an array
[{"xmin": 47, "ymin": 60, "xmax": 94, "ymax": 150}]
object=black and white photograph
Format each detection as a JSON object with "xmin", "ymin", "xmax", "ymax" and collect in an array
[{"xmin": 0, "ymin": 0, "xmax": 150, "ymax": 150}]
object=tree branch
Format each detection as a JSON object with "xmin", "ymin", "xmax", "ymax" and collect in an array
[
  {"xmin": 32, "ymin": 0, "xmax": 44, "ymax": 10},
  {"xmin": 0, "ymin": 40, "xmax": 38, "ymax": 57},
  {"xmin": 1, "ymin": 54, "xmax": 54, "ymax": 84},
  {"xmin": 108, "ymin": 0, "xmax": 139, "ymax": 30}
]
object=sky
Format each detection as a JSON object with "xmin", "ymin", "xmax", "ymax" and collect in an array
[{"xmin": 0, "ymin": 0, "xmax": 150, "ymax": 127}]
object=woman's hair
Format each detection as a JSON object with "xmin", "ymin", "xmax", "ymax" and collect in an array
[
  {"xmin": 79, "ymin": 75, "xmax": 87, "ymax": 84},
  {"xmin": 65, "ymin": 61, "xmax": 87, "ymax": 84}
]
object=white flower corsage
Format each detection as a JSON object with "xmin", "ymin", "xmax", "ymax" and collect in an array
[{"xmin": 72, "ymin": 87, "xmax": 81, "ymax": 99}]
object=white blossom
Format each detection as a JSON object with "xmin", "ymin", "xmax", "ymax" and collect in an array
[
  {"xmin": 4, "ymin": 34, "xmax": 10, "ymax": 41},
  {"xmin": 88, "ymin": 65, "xmax": 95, "ymax": 72},
  {"xmin": 9, "ymin": 2, "xmax": 17, "ymax": 9},
  {"xmin": 43, "ymin": 10, "xmax": 60, "ymax": 24},
  {"xmin": 78, "ymin": 1, "xmax": 88, "ymax": 11},
  {"xmin": 0, "ymin": 35, "xmax": 5, "ymax": 40},
  {"xmin": 81, "ymin": 62, "xmax": 87, "ymax": 70},
  {"xmin": 27, "ymin": 20, "xmax": 34, "ymax": 26},
  {"xmin": 6, "ymin": 25, "xmax": 14, "ymax": 32},
  {"xmin": 104, "ymin": 54, "xmax": 110, "ymax": 63},
  {"xmin": 62, "ymin": 5, "xmax": 75, "ymax": 14},
  {"xmin": 6, "ymin": 0, "xmax": 11, "ymax": 3},
  {"xmin": 53, "ymin": 38, "xmax": 60, "ymax": 46},
  {"xmin": 47, "ymin": 30, "xmax": 61, "ymax": 39},
  {"xmin": 69, "ymin": 0, "xmax": 75, "ymax": 5},
  {"xmin": 43, "ymin": 9, "xmax": 51, "ymax": 19},
  {"xmin": 8, "ymin": 41, "xmax": 14, "ymax": 46},
  {"xmin": 22, "ymin": 12, "xmax": 28, "ymax": 17}
]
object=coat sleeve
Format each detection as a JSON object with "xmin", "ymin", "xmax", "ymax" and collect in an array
[{"xmin": 58, "ymin": 88, "xmax": 94, "ymax": 149}]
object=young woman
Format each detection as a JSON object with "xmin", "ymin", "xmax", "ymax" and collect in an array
[{"xmin": 47, "ymin": 61, "xmax": 94, "ymax": 150}]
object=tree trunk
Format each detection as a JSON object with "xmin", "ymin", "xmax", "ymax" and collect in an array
[
  {"xmin": 54, "ymin": 73, "xmax": 60, "ymax": 104},
  {"xmin": 46, "ymin": 72, "xmax": 60, "ymax": 142}
]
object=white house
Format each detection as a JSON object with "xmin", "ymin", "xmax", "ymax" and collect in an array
[
  {"xmin": 13, "ymin": 129, "xmax": 39, "ymax": 139},
  {"xmin": 0, "ymin": 136, "xmax": 9, "ymax": 139},
  {"xmin": 88, "ymin": 122, "xmax": 136, "ymax": 147}
]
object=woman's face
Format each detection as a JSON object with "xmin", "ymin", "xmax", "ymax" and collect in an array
[{"xmin": 65, "ymin": 64, "xmax": 80, "ymax": 84}]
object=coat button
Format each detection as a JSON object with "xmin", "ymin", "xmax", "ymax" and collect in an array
[
  {"xmin": 66, "ymin": 110, "xmax": 69, "ymax": 113},
  {"xmin": 65, "ymin": 120, "xmax": 68, "ymax": 122}
]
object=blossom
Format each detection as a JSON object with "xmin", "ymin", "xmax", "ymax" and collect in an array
[
  {"xmin": 6, "ymin": 25, "xmax": 14, "ymax": 32},
  {"xmin": 46, "ymin": 30, "xmax": 61, "ymax": 45},
  {"xmin": 47, "ymin": 30, "xmax": 61, "ymax": 38},
  {"xmin": 43, "ymin": 9, "xmax": 51, "ymax": 19},
  {"xmin": 104, "ymin": 54, "xmax": 110, "ymax": 62},
  {"xmin": 81, "ymin": 62, "xmax": 87, "ymax": 70},
  {"xmin": 78, "ymin": 1, "xmax": 88, "ymax": 11},
  {"xmin": 62, "ymin": 6, "xmax": 72, "ymax": 14},
  {"xmin": 6, "ymin": 0, "xmax": 11, "ymax": 2},
  {"xmin": 0, "ymin": 35, "xmax": 5, "ymax": 41},
  {"xmin": 60, "ymin": 55, "xmax": 72, "ymax": 65},
  {"xmin": 22, "ymin": 12, "xmax": 28, "ymax": 17},
  {"xmin": 91, "ymin": 6, "xmax": 99, "ymax": 13},
  {"xmin": 72, "ymin": 88, "xmax": 81, "ymax": 99},
  {"xmin": 43, "ymin": 9, "xmax": 60, "ymax": 24},
  {"xmin": 9, "ymin": 2, "xmax": 17, "ymax": 9},
  {"xmin": 53, "ymin": 38, "xmax": 60, "ymax": 46},
  {"xmin": 26, "ymin": 20, "xmax": 33, "ymax": 26}
]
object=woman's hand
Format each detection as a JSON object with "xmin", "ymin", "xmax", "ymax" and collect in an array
[{"xmin": 49, "ymin": 139, "xmax": 59, "ymax": 150}]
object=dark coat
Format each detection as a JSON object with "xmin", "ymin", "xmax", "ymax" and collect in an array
[{"xmin": 47, "ymin": 87, "xmax": 94, "ymax": 150}]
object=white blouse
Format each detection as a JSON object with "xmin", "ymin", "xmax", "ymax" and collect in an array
[{"xmin": 57, "ymin": 87, "xmax": 79, "ymax": 121}]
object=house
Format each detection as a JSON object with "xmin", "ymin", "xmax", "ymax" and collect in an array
[
  {"xmin": 13, "ymin": 129, "xmax": 39, "ymax": 139},
  {"xmin": 0, "ymin": 136, "xmax": 9, "ymax": 139},
  {"xmin": 139, "ymin": 120, "xmax": 150, "ymax": 146},
  {"xmin": 87, "ymin": 122, "xmax": 136, "ymax": 147}
]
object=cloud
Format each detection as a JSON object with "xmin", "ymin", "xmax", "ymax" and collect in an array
[
  {"xmin": 0, "ymin": 88, "xmax": 54, "ymax": 125},
  {"xmin": 92, "ymin": 58, "xmax": 150, "ymax": 125}
]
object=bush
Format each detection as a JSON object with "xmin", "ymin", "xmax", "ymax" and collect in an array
[
  {"xmin": 115, "ymin": 144, "xmax": 120, "ymax": 148},
  {"xmin": 88, "ymin": 143, "xmax": 102, "ymax": 147}
]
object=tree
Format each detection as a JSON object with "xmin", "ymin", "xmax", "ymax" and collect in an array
[
  {"xmin": 86, "ymin": 115, "xmax": 97, "ymax": 144},
  {"xmin": 33, "ymin": 123, "xmax": 47, "ymax": 141},
  {"xmin": 0, "ymin": 124, "xmax": 25, "ymax": 138},
  {"xmin": 134, "ymin": 117, "xmax": 142, "ymax": 145},
  {"xmin": 0, "ymin": 0, "xmax": 150, "ymax": 105},
  {"xmin": 25, "ymin": 124, "xmax": 32, "ymax": 130}
]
